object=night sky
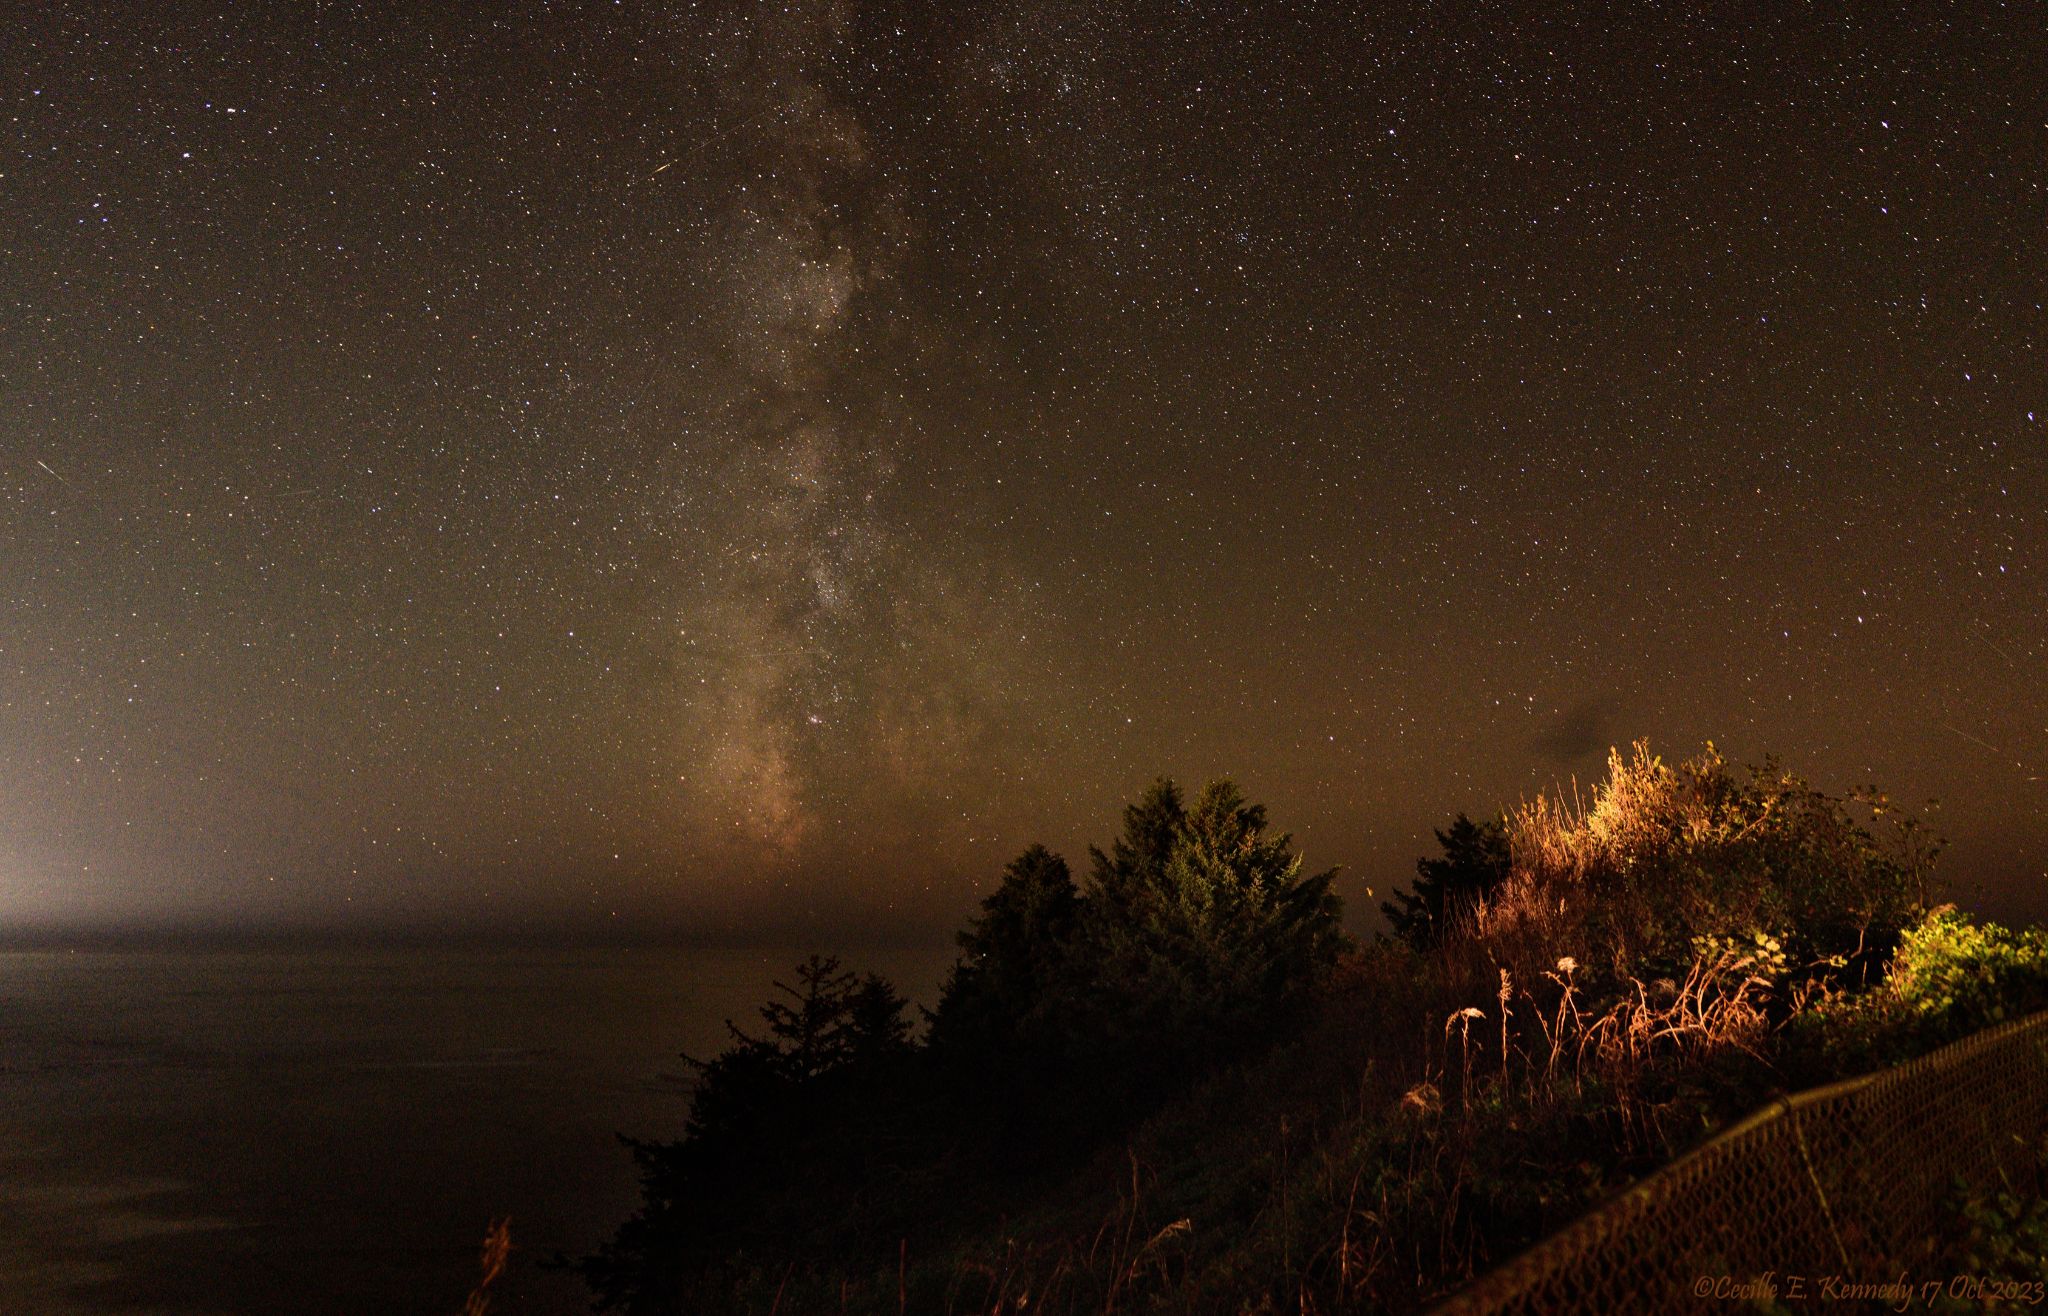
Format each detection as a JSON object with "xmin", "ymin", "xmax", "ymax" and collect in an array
[{"xmin": 5, "ymin": 1, "xmax": 2043, "ymax": 940}]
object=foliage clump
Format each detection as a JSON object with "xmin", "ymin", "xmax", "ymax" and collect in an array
[
  {"xmin": 1479, "ymin": 740, "xmax": 1924, "ymax": 983},
  {"xmin": 1930, "ymin": 1139, "xmax": 2048, "ymax": 1310},
  {"xmin": 1784, "ymin": 906, "xmax": 2048, "ymax": 1077},
  {"xmin": 1885, "ymin": 908, "xmax": 2048, "ymax": 1029}
]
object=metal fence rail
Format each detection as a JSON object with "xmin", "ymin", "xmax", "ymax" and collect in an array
[{"xmin": 1431, "ymin": 1010, "xmax": 2048, "ymax": 1314}]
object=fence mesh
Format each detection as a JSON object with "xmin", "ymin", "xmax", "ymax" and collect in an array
[{"xmin": 1430, "ymin": 1010, "xmax": 2048, "ymax": 1314}]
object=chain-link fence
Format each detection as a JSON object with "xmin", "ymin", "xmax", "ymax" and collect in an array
[{"xmin": 1430, "ymin": 1011, "xmax": 2048, "ymax": 1314}]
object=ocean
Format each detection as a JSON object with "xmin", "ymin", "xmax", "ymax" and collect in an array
[{"xmin": 0, "ymin": 944, "xmax": 952, "ymax": 1315}]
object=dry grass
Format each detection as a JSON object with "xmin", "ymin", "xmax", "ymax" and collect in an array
[
  {"xmin": 671, "ymin": 935, "xmax": 1803, "ymax": 1314},
  {"xmin": 460, "ymin": 1216, "xmax": 512, "ymax": 1316}
]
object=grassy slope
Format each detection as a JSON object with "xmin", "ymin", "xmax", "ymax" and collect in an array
[{"xmin": 849, "ymin": 909, "xmax": 2048, "ymax": 1316}]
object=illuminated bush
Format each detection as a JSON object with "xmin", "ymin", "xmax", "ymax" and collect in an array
[
  {"xmin": 1475, "ymin": 741, "xmax": 1924, "ymax": 978},
  {"xmin": 1884, "ymin": 907, "xmax": 2048, "ymax": 1030}
]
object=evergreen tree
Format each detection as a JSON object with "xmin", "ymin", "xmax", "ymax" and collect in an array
[
  {"xmin": 746, "ymin": 953, "xmax": 862, "ymax": 1080},
  {"xmin": 1086, "ymin": 777, "xmax": 1185, "ymax": 910},
  {"xmin": 1381, "ymin": 814, "xmax": 1511, "ymax": 949},
  {"xmin": 846, "ymin": 971, "xmax": 914, "ymax": 1066},
  {"xmin": 1080, "ymin": 778, "xmax": 1346, "ymax": 1093},
  {"xmin": 576, "ymin": 954, "xmax": 916, "ymax": 1314},
  {"xmin": 929, "ymin": 843, "xmax": 1079, "ymax": 1062},
  {"xmin": 584, "ymin": 780, "xmax": 1351, "ymax": 1312}
]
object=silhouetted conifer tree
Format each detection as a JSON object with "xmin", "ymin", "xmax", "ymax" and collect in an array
[
  {"xmin": 930, "ymin": 844, "xmax": 1078, "ymax": 1061},
  {"xmin": 1381, "ymin": 813, "xmax": 1511, "ymax": 949},
  {"xmin": 1087, "ymin": 777, "xmax": 1185, "ymax": 911},
  {"xmin": 584, "ymin": 782, "xmax": 1348, "ymax": 1312},
  {"xmin": 576, "ymin": 954, "xmax": 916, "ymax": 1314},
  {"xmin": 1078, "ymin": 778, "xmax": 1345, "ymax": 1101}
]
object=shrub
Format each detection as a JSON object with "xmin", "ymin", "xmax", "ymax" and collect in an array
[
  {"xmin": 1482, "ymin": 741, "xmax": 1921, "ymax": 982},
  {"xmin": 1886, "ymin": 908, "xmax": 2048, "ymax": 1026},
  {"xmin": 1770, "ymin": 905, "xmax": 2048, "ymax": 1086},
  {"xmin": 1931, "ymin": 1137, "xmax": 2048, "ymax": 1309}
]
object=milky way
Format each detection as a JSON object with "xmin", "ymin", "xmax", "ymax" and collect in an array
[{"xmin": 623, "ymin": 3, "xmax": 1063, "ymax": 890}]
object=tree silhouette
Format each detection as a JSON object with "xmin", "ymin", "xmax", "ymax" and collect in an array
[
  {"xmin": 583, "ymin": 780, "xmax": 1348, "ymax": 1312},
  {"xmin": 1382, "ymin": 813, "xmax": 1511, "ymax": 949},
  {"xmin": 930, "ymin": 843, "xmax": 1078, "ymax": 1063},
  {"xmin": 577, "ymin": 954, "xmax": 915, "ymax": 1314},
  {"xmin": 1079, "ymin": 778, "xmax": 1346, "ymax": 1097}
]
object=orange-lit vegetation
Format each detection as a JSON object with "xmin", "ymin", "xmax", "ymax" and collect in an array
[
  {"xmin": 574, "ymin": 743, "xmax": 2047, "ymax": 1313},
  {"xmin": 460, "ymin": 1217, "xmax": 511, "ymax": 1316}
]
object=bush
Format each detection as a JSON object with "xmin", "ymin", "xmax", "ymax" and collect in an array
[
  {"xmin": 1887, "ymin": 907, "xmax": 2048, "ymax": 1029},
  {"xmin": 1788, "ymin": 906, "xmax": 2048, "ymax": 1077},
  {"xmin": 1481, "ymin": 741, "xmax": 1922, "ymax": 983},
  {"xmin": 1931, "ymin": 1137, "xmax": 2048, "ymax": 1310}
]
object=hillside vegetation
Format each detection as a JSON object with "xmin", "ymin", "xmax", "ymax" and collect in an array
[{"xmin": 574, "ymin": 743, "xmax": 2048, "ymax": 1313}]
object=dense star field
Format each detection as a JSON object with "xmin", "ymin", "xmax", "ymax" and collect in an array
[{"xmin": 3, "ymin": 2, "xmax": 2042, "ymax": 938}]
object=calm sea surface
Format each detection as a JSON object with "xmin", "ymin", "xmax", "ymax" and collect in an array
[{"xmin": 0, "ymin": 944, "xmax": 951, "ymax": 1316}]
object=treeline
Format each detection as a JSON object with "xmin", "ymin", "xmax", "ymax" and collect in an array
[
  {"xmin": 574, "ymin": 778, "xmax": 1346, "ymax": 1312},
  {"xmin": 574, "ymin": 743, "xmax": 2037, "ymax": 1313}
]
